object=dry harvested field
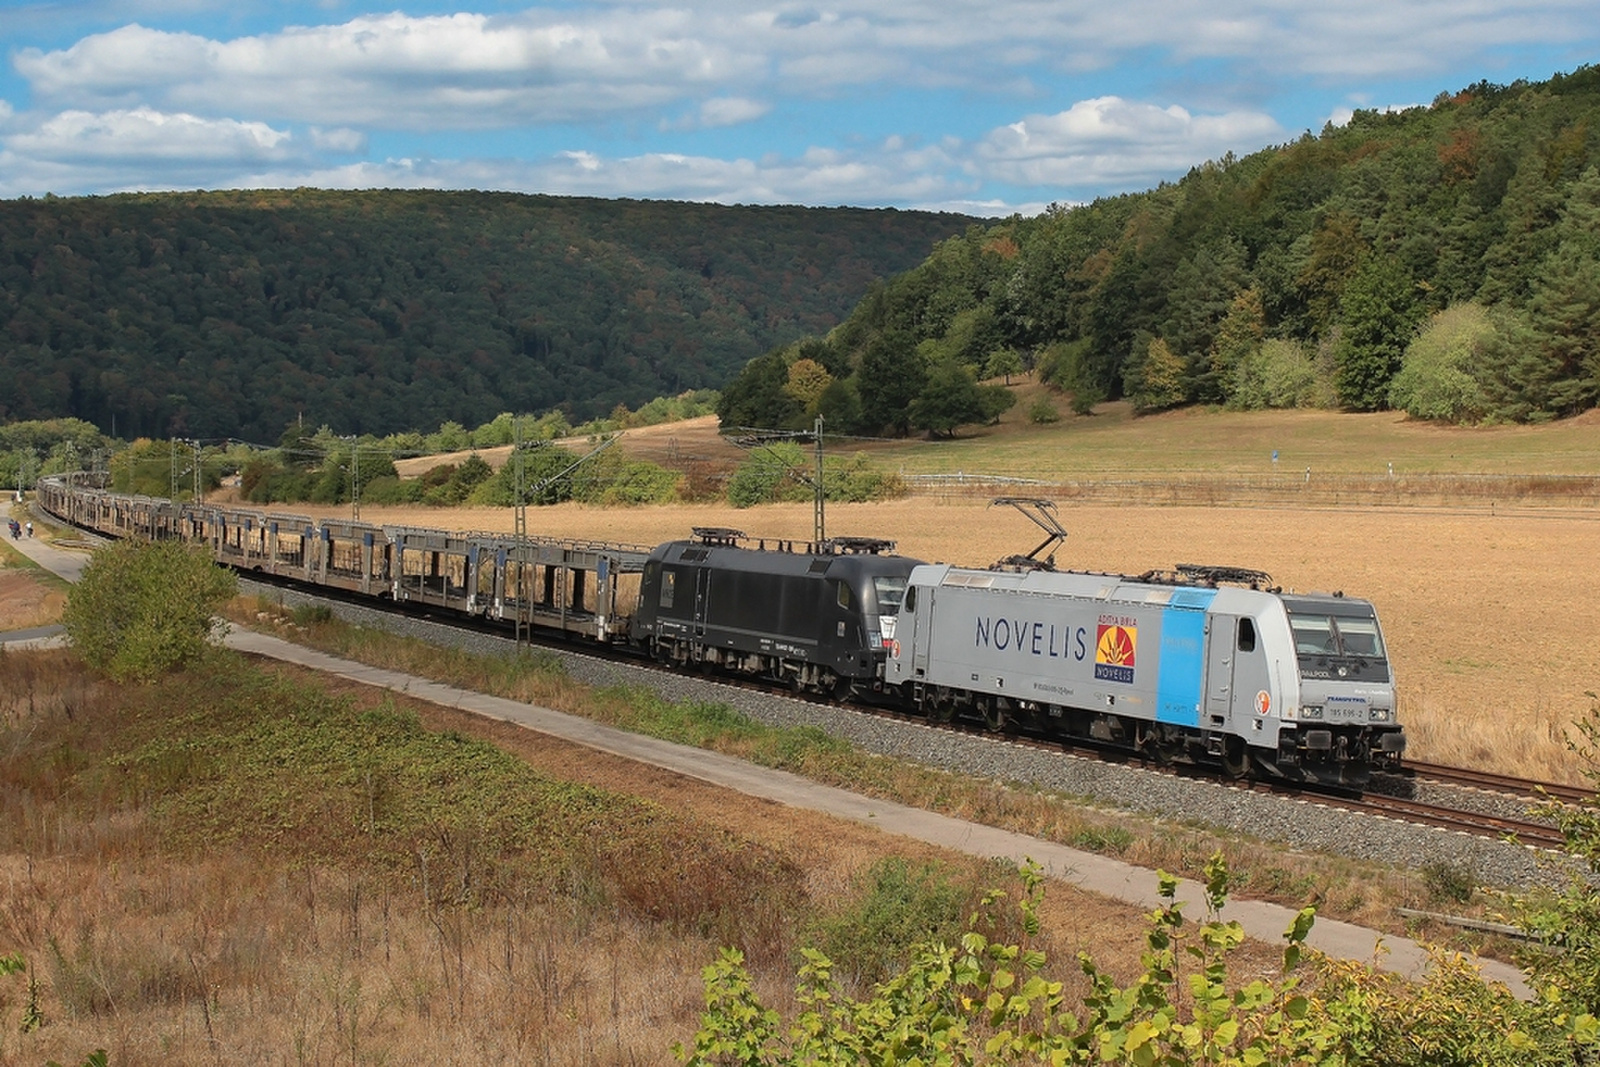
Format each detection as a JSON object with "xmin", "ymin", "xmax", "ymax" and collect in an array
[{"xmin": 292, "ymin": 495, "xmax": 1600, "ymax": 784}]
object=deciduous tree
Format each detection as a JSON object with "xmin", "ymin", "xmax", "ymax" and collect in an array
[{"xmin": 63, "ymin": 539, "xmax": 237, "ymax": 682}]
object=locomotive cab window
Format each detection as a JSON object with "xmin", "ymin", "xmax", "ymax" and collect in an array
[
  {"xmin": 660, "ymin": 570, "xmax": 676, "ymax": 609},
  {"xmin": 903, "ymin": 585, "xmax": 917, "ymax": 613},
  {"xmin": 1335, "ymin": 617, "xmax": 1384, "ymax": 658},
  {"xmin": 872, "ymin": 575, "xmax": 908, "ymax": 614},
  {"xmin": 1237, "ymin": 618, "xmax": 1256, "ymax": 653},
  {"xmin": 1290, "ymin": 616, "xmax": 1335, "ymax": 655},
  {"xmin": 836, "ymin": 581, "xmax": 851, "ymax": 609}
]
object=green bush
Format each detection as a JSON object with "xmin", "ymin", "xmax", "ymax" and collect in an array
[
  {"xmin": 677, "ymin": 856, "xmax": 1343, "ymax": 1065},
  {"xmin": 1231, "ymin": 338, "xmax": 1320, "ymax": 410},
  {"xmin": 804, "ymin": 858, "xmax": 969, "ymax": 987},
  {"xmin": 726, "ymin": 442, "xmax": 812, "ymax": 507},
  {"xmin": 726, "ymin": 445, "xmax": 904, "ymax": 508},
  {"xmin": 358, "ymin": 474, "xmax": 424, "ymax": 505},
  {"xmin": 1388, "ymin": 303, "xmax": 1495, "ymax": 422},
  {"xmin": 62, "ymin": 539, "xmax": 237, "ymax": 682}
]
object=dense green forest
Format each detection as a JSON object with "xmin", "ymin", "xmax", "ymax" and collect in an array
[
  {"xmin": 720, "ymin": 66, "xmax": 1600, "ymax": 435},
  {"xmin": 0, "ymin": 191, "xmax": 972, "ymax": 441}
]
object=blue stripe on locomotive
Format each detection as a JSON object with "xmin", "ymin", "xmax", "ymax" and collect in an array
[{"xmin": 1155, "ymin": 589, "xmax": 1217, "ymax": 727}]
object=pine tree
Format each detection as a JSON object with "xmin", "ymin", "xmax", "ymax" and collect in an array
[
  {"xmin": 857, "ymin": 330, "xmax": 926, "ymax": 436},
  {"xmin": 1334, "ymin": 256, "xmax": 1422, "ymax": 410},
  {"xmin": 1205, "ymin": 288, "xmax": 1266, "ymax": 404}
]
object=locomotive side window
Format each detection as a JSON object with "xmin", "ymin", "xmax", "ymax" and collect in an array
[
  {"xmin": 837, "ymin": 581, "xmax": 851, "ymax": 609},
  {"xmin": 660, "ymin": 570, "xmax": 676, "ymax": 608},
  {"xmin": 904, "ymin": 585, "xmax": 917, "ymax": 612},
  {"xmin": 1237, "ymin": 618, "xmax": 1256, "ymax": 653}
]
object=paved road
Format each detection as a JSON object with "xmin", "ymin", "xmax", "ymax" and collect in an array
[{"xmin": 2, "ymin": 506, "xmax": 1532, "ymax": 997}]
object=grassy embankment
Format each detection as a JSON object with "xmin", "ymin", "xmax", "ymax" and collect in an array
[
  {"xmin": 860, "ymin": 393, "xmax": 1600, "ymax": 479},
  {"xmin": 1, "ymin": 641, "xmax": 1056, "ymax": 1065},
  {"xmin": 0, "ymin": 511, "xmax": 69, "ymax": 631},
  {"xmin": 225, "ymin": 600, "xmax": 1531, "ymax": 944}
]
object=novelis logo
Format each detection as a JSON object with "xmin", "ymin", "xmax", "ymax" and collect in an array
[{"xmin": 1094, "ymin": 623, "xmax": 1137, "ymax": 684}]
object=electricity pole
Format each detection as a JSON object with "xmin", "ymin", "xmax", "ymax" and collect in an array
[
  {"xmin": 346, "ymin": 436, "xmax": 361, "ymax": 521},
  {"xmin": 725, "ymin": 416, "xmax": 828, "ymax": 548}
]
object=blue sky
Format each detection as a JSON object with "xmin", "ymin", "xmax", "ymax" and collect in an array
[{"xmin": 1, "ymin": 1, "xmax": 1595, "ymax": 215}]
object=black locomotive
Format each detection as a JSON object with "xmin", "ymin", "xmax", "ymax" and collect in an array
[{"xmin": 634, "ymin": 527, "xmax": 920, "ymax": 699}]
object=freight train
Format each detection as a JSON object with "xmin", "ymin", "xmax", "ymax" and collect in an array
[{"xmin": 35, "ymin": 475, "xmax": 1403, "ymax": 787}]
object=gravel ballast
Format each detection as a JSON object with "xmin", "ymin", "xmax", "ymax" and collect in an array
[{"xmin": 240, "ymin": 579, "xmax": 1564, "ymax": 890}]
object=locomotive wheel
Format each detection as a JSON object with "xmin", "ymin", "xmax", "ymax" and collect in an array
[
  {"xmin": 981, "ymin": 702, "xmax": 1008, "ymax": 732},
  {"xmin": 1221, "ymin": 737, "xmax": 1250, "ymax": 779}
]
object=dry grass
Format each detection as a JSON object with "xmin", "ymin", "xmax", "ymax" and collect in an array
[
  {"xmin": 0, "ymin": 571, "xmax": 65, "ymax": 632},
  {"xmin": 3, "ymin": 645, "xmax": 1182, "ymax": 1066},
  {"xmin": 0, "ymin": 538, "xmax": 68, "ymax": 631}
]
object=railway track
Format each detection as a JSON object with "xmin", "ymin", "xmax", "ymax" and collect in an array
[
  {"xmin": 286, "ymin": 578, "xmax": 1578, "ymax": 852},
  {"xmin": 1401, "ymin": 759, "xmax": 1594, "ymax": 805},
  {"xmin": 1310, "ymin": 790, "xmax": 1568, "ymax": 850},
  {"xmin": 36, "ymin": 502, "xmax": 1585, "ymax": 857}
]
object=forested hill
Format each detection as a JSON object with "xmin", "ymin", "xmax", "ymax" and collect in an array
[
  {"xmin": 0, "ymin": 190, "xmax": 974, "ymax": 440},
  {"xmin": 719, "ymin": 65, "xmax": 1600, "ymax": 437}
]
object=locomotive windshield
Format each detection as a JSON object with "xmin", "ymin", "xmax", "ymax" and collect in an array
[
  {"xmin": 872, "ymin": 575, "xmax": 908, "ymax": 615},
  {"xmin": 1289, "ymin": 615, "xmax": 1385, "ymax": 658},
  {"xmin": 1284, "ymin": 599, "xmax": 1390, "ymax": 681}
]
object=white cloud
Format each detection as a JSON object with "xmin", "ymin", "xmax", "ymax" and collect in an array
[
  {"xmin": 7, "ymin": 107, "xmax": 293, "ymax": 164},
  {"xmin": 14, "ymin": 2, "xmax": 1596, "ymax": 135},
  {"xmin": 975, "ymin": 97, "xmax": 1282, "ymax": 187},
  {"xmin": 15, "ymin": 12, "xmax": 761, "ymax": 129},
  {"xmin": 311, "ymin": 126, "xmax": 367, "ymax": 153},
  {"xmin": 697, "ymin": 97, "xmax": 771, "ymax": 128}
]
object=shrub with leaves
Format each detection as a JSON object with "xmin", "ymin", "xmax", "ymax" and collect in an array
[
  {"xmin": 676, "ymin": 855, "xmax": 1340, "ymax": 1065},
  {"xmin": 62, "ymin": 538, "xmax": 237, "ymax": 682}
]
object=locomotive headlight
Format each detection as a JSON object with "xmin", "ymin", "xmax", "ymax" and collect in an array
[
  {"xmin": 1301, "ymin": 705, "xmax": 1324, "ymax": 720},
  {"xmin": 1368, "ymin": 707, "xmax": 1392, "ymax": 723}
]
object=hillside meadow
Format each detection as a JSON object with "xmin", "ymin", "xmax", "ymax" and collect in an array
[{"xmin": 395, "ymin": 397, "xmax": 1600, "ymax": 480}]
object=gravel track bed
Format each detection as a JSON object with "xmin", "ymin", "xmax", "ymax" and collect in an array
[
  {"xmin": 242, "ymin": 580, "xmax": 1564, "ymax": 890},
  {"xmin": 1373, "ymin": 773, "xmax": 1566, "ymax": 823}
]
